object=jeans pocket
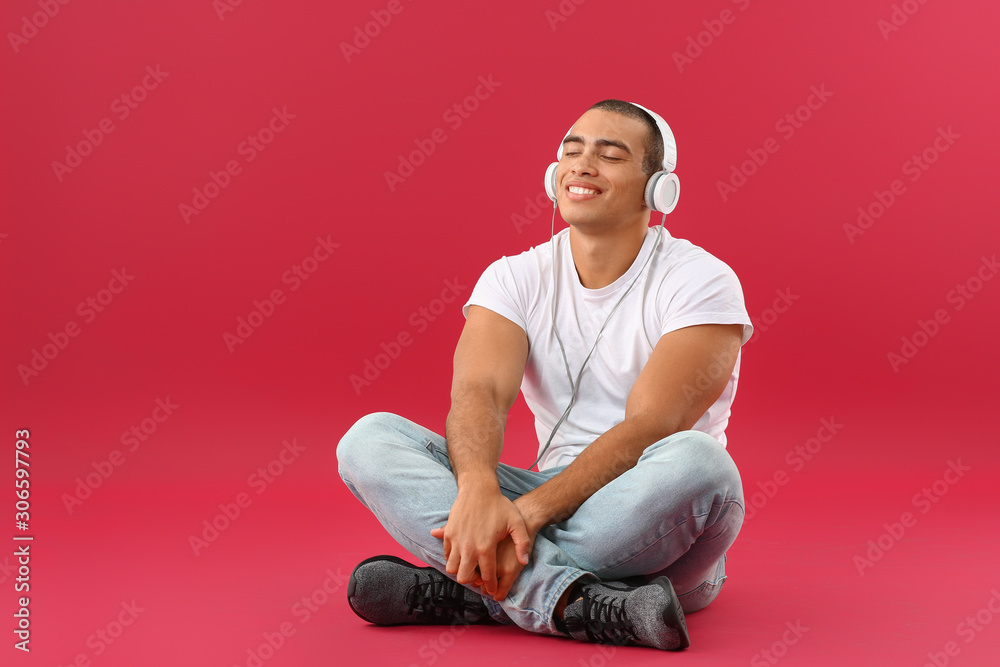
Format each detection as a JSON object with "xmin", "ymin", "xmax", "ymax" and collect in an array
[{"xmin": 423, "ymin": 438, "xmax": 453, "ymax": 468}]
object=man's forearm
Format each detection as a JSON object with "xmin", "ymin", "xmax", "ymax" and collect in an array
[
  {"xmin": 445, "ymin": 384, "xmax": 506, "ymax": 490},
  {"xmin": 515, "ymin": 416, "xmax": 672, "ymax": 531}
]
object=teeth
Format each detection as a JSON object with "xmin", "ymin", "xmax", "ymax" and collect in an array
[{"xmin": 568, "ymin": 186, "xmax": 600, "ymax": 195}]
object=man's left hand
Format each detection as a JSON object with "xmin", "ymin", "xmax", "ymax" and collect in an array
[
  {"xmin": 490, "ymin": 497, "xmax": 545, "ymax": 600},
  {"xmin": 464, "ymin": 497, "xmax": 544, "ymax": 601}
]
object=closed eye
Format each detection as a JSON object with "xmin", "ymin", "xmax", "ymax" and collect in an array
[{"xmin": 564, "ymin": 152, "xmax": 622, "ymax": 161}]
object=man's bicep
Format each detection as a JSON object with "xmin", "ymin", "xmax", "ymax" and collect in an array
[
  {"xmin": 452, "ymin": 305, "xmax": 529, "ymax": 413},
  {"xmin": 625, "ymin": 323, "xmax": 743, "ymax": 436}
]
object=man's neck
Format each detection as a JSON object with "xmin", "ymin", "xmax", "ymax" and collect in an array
[{"xmin": 568, "ymin": 221, "xmax": 649, "ymax": 290}]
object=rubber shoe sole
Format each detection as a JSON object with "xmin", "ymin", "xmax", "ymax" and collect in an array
[{"xmin": 651, "ymin": 576, "xmax": 690, "ymax": 650}]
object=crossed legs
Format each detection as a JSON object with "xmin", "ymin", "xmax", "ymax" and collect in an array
[{"xmin": 336, "ymin": 411, "xmax": 745, "ymax": 636}]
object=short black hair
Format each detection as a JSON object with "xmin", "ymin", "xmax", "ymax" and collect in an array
[{"xmin": 587, "ymin": 99, "xmax": 664, "ymax": 178}]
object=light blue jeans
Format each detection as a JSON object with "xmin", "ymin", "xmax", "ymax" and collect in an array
[{"xmin": 336, "ymin": 412, "xmax": 745, "ymax": 636}]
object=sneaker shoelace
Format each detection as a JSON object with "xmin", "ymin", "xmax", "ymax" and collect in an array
[
  {"xmin": 404, "ymin": 573, "xmax": 472, "ymax": 623},
  {"xmin": 574, "ymin": 590, "xmax": 641, "ymax": 646}
]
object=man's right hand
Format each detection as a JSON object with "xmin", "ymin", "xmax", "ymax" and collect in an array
[{"xmin": 430, "ymin": 484, "xmax": 531, "ymax": 598}]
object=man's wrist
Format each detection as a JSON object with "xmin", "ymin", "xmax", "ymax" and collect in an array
[
  {"xmin": 513, "ymin": 494, "xmax": 549, "ymax": 534},
  {"xmin": 456, "ymin": 470, "xmax": 500, "ymax": 495}
]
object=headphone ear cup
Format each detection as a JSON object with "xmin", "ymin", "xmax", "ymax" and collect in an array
[
  {"xmin": 544, "ymin": 162, "xmax": 559, "ymax": 203},
  {"xmin": 644, "ymin": 171, "xmax": 680, "ymax": 213}
]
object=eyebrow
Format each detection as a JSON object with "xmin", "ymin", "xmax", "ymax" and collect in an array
[{"xmin": 563, "ymin": 134, "xmax": 633, "ymax": 155}]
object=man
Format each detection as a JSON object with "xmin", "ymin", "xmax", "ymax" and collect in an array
[{"xmin": 337, "ymin": 99, "xmax": 752, "ymax": 651}]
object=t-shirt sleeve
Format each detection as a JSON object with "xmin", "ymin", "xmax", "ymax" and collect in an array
[
  {"xmin": 462, "ymin": 257, "xmax": 527, "ymax": 332},
  {"xmin": 656, "ymin": 254, "xmax": 754, "ymax": 345}
]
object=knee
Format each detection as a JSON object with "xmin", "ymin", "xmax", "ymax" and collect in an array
[
  {"xmin": 646, "ymin": 430, "xmax": 742, "ymax": 496},
  {"xmin": 336, "ymin": 411, "xmax": 406, "ymax": 478}
]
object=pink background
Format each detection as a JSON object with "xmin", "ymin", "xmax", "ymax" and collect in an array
[{"xmin": 2, "ymin": 0, "xmax": 999, "ymax": 664}]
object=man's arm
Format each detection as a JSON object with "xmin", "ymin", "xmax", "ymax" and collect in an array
[
  {"xmin": 429, "ymin": 305, "xmax": 531, "ymax": 597},
  {"xmin": 512, "ymin": 323, "xmax": 744, "ymax": 533}
]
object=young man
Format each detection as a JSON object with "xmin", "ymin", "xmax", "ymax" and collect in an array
[{"xmin": 337, "ymin": 99, "xmax": 752, "ymax": 650}]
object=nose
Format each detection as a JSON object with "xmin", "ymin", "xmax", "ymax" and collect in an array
[{"xmin": 570, "ymin": 152, "xmax": 596, "ymax": 176}]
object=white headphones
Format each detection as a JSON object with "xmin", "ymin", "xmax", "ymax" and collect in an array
[{"xmin": 543, "ymin": 101, "xmax": 680, "ymax": 214}]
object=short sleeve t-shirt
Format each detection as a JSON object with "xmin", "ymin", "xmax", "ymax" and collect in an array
[{"xmin": 462, "ymin": 225, "xmax": 753, "ymax": 471}]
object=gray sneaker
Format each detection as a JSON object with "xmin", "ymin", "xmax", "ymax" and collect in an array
[
  {"xmin": 347, "ymin": 555, "xmax": 493, "ymax": 626},
  {"xmin": 563, "ymin": 577, "xmax": 690, "ymax": 650}
]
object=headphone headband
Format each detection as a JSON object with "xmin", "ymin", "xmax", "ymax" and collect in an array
[
  {"xmin": 626, "ymin": 101, "xmax": 677, "ymax": 173},
  {"xmin": 546, "ymin": 101, "xmax": 680, "ymax": 214},
  {"xmin": 554, "ymin": 102, "xmax": 677, "ymax": 173}
]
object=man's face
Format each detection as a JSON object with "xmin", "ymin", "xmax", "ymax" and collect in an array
[{"xmin": 554, "ymin": 109, "xmax": 650, "ymax": 229}]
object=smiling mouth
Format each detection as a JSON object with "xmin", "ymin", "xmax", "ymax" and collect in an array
[{"xmin": 567, "ymin": 185, "xmax": 601, "ymax": 195}]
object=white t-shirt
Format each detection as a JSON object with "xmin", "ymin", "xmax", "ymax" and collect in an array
[{"xmin": 462, "ymin": 225, "xmax": 753, "ymax": 471}]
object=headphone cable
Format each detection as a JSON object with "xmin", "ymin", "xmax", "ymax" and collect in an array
[{"xmin": 528, "ymin": 207, "xmax": 667, "ymax": 471}]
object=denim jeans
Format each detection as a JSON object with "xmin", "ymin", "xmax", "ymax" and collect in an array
[{"xmin": 336, "ymin": 411, "xmax": 745, "ymax": 636}]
